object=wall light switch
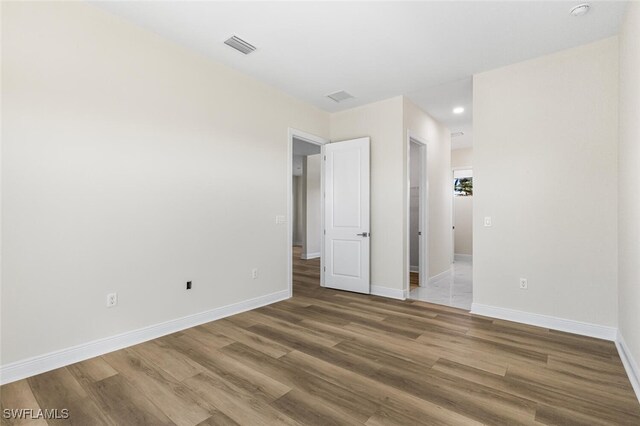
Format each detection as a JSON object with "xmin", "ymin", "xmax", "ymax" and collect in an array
[
  {"xmin": 275, "ymin": 215, "xmax": 286, "ymax": 224},
  {"xmin": 484, "ymin": 217, "xmax": 492, "ymax": 227}
]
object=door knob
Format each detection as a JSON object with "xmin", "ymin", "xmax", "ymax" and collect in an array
[{"xmin": 356, "ymin": 232, "xmax": 369, "ymax": 237}]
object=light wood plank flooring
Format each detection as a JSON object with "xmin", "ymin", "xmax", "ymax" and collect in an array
[{"xmin": 2, "ymin": 248, "xmax": 639, "ymax": 425}]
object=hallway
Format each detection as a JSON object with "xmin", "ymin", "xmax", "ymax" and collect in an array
[{"xmin": 409, "ymin": 257, "xmax": 473, "ymax": 310}]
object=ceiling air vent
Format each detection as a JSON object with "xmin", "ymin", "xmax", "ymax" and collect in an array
[
  {"xmin": 224, "ymin": 35, "xmax": 256, "ymax": 55},
  {"xmin": 451, "ymin": 132, "xmax": 465, "ymax": 138},
  {"xmin": 327, "ymin": 91, "xmax": 354, "ymax": 103}
]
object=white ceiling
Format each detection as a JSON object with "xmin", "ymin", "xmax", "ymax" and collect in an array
[
  {"xmin": 292, "ymin": 138, "xmax": 321, "ymax": 157},
  {"xmin": 93, "ymin": 1, "xmax": 628, "ymax": 150},
  {"xmin": 410, "ymin": 77, "xmax": 474, "ymax": 149}
]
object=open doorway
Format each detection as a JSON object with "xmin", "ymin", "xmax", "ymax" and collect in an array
[
  {"xmin": 407, "ymin": 139, "xmax": 473, "ymax": 311},
  {"xmin": 409, "ymin": 162, "xmax": 473, "ymax": 310},
  {"xmin": 287, "ymin": 129, "xmax": 328, "ymax": 297},
  {"xmin": 449, "ymin": 166, "xmax": 473, "ymax": 308},
  {"xmin": 406, "ymin": 135, "xmax": 428, "ymax": 297},
  {"xmin": 292, "ymin": 141, "xmax": 321, "ymax": 260}
]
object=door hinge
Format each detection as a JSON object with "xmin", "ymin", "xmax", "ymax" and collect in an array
[
  {"xmin": 324, "ymin": 155, "xmax": 326, "ymax": 160},
  {"xmin": 324, "ymin": 229, "xmax": 326, "ymax": 235},
  {"xmin": 323, "ymin": 266, "xmax": 326, "ymax": 272}
]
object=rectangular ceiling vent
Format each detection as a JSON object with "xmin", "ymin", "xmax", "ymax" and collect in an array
[
  {"xmin": 451, "ymin": 132, "xmax": 465, "ymax": 138},
  {"xmin": 224, "ymin": 35, "xmax": 256, "ymax": 55},
  {"xmin": 327, "ymin": 90, "xmax": 354, "ymax": 103}
]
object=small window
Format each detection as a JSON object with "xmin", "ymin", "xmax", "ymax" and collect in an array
[{"xmin": 453, "ymin": 169, "xmax": 473, "ymax": 196}]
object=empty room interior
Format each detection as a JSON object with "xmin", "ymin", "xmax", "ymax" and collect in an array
[{"xmin": 1, "ymin": 1, "xmax": 640, "ymax": 424}]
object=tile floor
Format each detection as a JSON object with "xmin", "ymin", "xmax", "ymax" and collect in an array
[{"xmin": 409, "ymin": 256, "xmax": 472, "ymax": 310}]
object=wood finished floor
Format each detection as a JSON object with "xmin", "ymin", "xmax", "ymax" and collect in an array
[
  {"xmin": 2, "ymin": 248, "xmax": 639, "ymax": 425},
  {"xmin": 410, "ymin": 272, "xmax": 419, "ymax": 290}
]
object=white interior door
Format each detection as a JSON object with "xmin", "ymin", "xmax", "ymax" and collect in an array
[{"xmin": 323, "ymin": 137, "xmax": 370, "ymax": 294}]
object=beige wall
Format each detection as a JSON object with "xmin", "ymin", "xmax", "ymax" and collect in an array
[
  {"xmin": 1, "ymin": 2, "xmax": 330, "ymax": 364},
  {"xmin": 473, "ymin": 38, "xmax": 619, "ymax": 326},
  {"xmin": 330, "ymin": 97, "xmax": 405, "ymax": 291},
  {"xmin": 451, "ymin": 148, "xmax": 473, "ymax": 169},
  {"xmin": 452, "ymin": 148, "xmax": 473, "ymax": 256},
  {"xmin": 618, "ymin": 2, "xmax": 640, "ymax": 381},
  {"xmin": 303, "ymin": 154, "xmax": 321, "ymax": 257},
  {"xmin": 403, "ymin": 98, "xmax": 452, "ymax": 283},
  {"xmin": 0, "ymin": 1, "xmax": 455, "ymax": 368},
  {"xmin": 292, "ymin": 176, "xmax": 304, "ymax": 245},
  {"xmin": 5, "ymin": 0, "xmax": 627, "ymax": 381},
  {"xmin": 330, "ymin": 97, "xmax": 452, "ymax": 292},
  {"xmin": 454, "ymin": 197, "xmax": 473, "ymax": 256}
]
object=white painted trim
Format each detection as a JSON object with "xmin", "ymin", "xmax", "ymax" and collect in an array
[
  {"xmin": 287, "ymin": 128, "xmax": 329, "ymax": 296},
  {"xmin": 454, "ymin": 253, "xmax": 472, "ymax": 261},
  {"xmin": 371, "ymin": 285, "xmax": 406, "ymax": 300},
  {"xmin": 429, "ymin": 268, "xmax": 452, "ymax": 284},
  {"xmin": 470, "ymin": 303, "xmax": 617, "ymax": 341},
  {"xmin": 301, "ymin": 252, "xmax": 320, "ymax": 260},
  {"xmin": 287, "ymin": 131, "xmax": 293, "ymax": 297},
  {"xmin": 616, "ymin": 330, "xmax": 640, "ymax": 403},
  {"xmin": 0, "ymin": 290, "xmax": 289, "ymax": 385},
  {"xmin": 409, "ymin": 265, "xmax": 419, "ymax": 273}
]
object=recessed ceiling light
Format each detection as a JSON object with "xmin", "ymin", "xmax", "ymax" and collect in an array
[
  {"xmin": 569, "ymin": 3, "xmax": 590, "ymax": 17},
  {"xmin": 453, "ymin": 107, "xmax": 464, "ymax": 114}
]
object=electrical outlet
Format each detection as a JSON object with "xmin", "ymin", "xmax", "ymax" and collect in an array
[
  {"xmin": 106, "ymin": 293, "xmax": 118, "ymax": 308},
  {"xmin": 252, "ymin": 268, "xmax": 258, "ymax": 279},
  {"xmin": 275, "ymin": 215, "xmax": 286, "ymax": 224},
  {"xmin": 519, "ymin": 278, "xmax": 528, "ymax": 289},
  {"xmin": 186, "ymin": 281, "xmax": 192, "ymax": 290}
]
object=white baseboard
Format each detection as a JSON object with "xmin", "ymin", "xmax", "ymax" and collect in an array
[
  {"xmin": 409, "ymin": 265, "xmax": 419, "ymax": 273},
  {"xmin": 0, "ymin": 290, "xmax": 289, "ymax": 385},
  {"xmin": 470, "ymin": 303, "xmax": 617, "ymax": 341},
  {"xmin": 454, "ymin": 253, "xmax": 472, "ymax": 261},
  {"xmin": 301, "ymin": 252, "xmax": 320, "ymax": 260},
  {"xmin": 616, "ymin": 330, "xmax": 640, "ymax": 404},
  {"xmin": 371, "ymin": 285, "xmax": 406, "ymax": 300},
  {"xmin": 429, "ymin": 268, "xmax": 452, "ymax": 284}
]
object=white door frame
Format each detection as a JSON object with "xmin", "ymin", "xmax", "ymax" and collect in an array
[
  {"xmin": 287, "ymin": 128, "xmax": 329, "ymax": 297},
  {"xmin": 452, "ymin": 168, "xmax": 456, "ymax": 263},
  {"xmin": 406, "ymin": 132, "xmax": 429, "ymax": 294}
]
